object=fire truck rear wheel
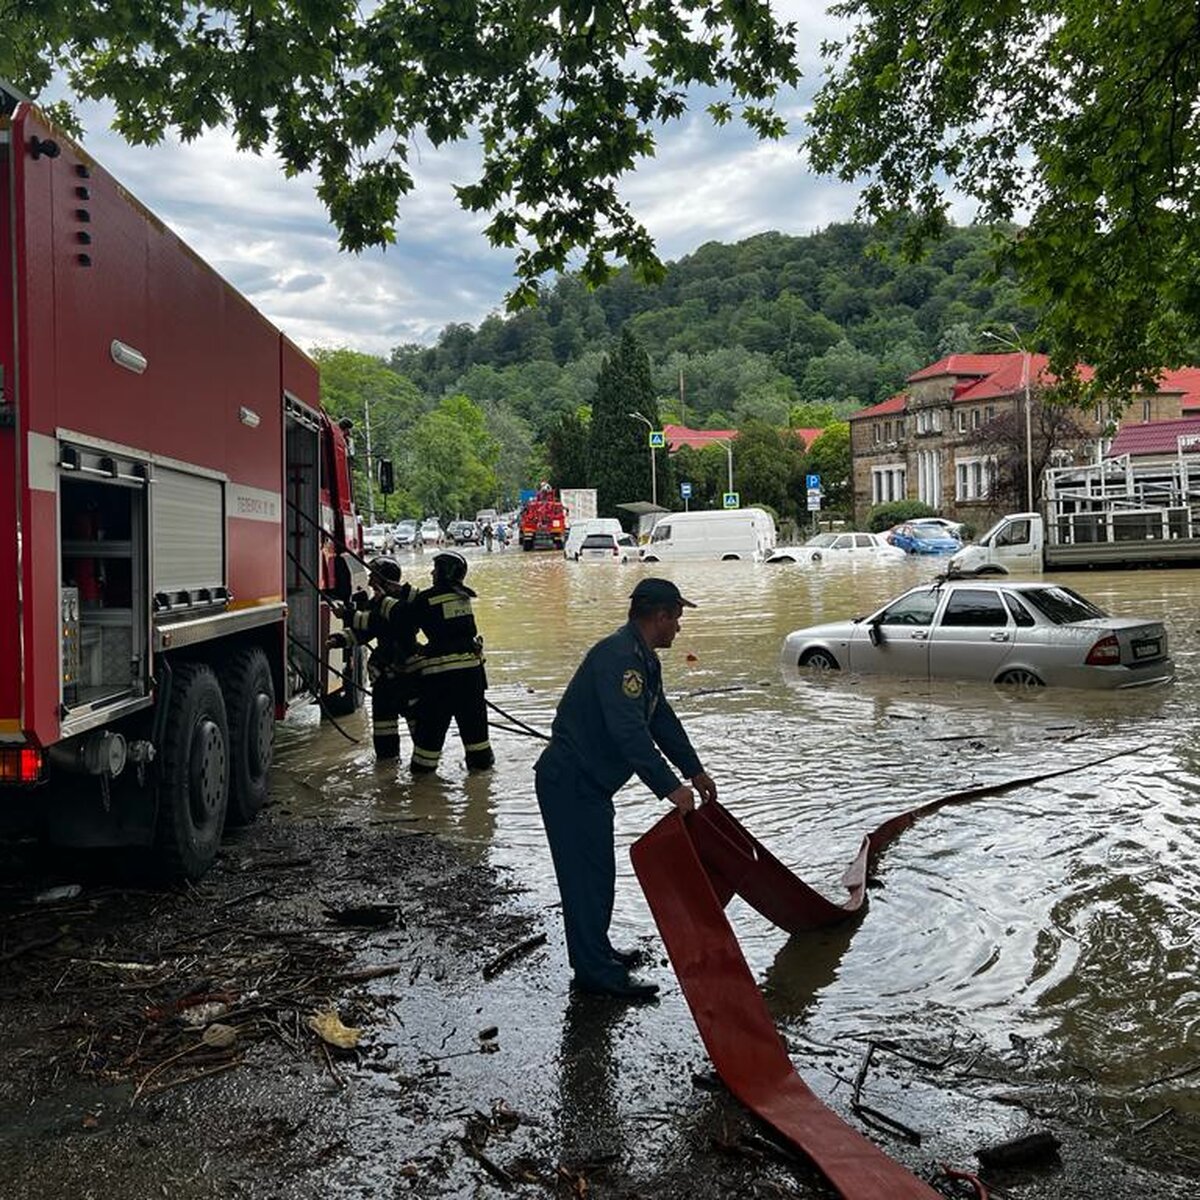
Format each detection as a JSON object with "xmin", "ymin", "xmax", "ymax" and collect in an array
[
  {"xmin": 155, "ymin": 662, "xmax": 230, "ymax": 880},
  {"xmin": 222, "ymin": 647, "xmax": 275, "ymax": 826}
]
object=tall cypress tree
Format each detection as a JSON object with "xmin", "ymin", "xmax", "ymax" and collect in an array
[{"xmin": 588, "ymin": 328, "xmax": 661, "ymax": 520}]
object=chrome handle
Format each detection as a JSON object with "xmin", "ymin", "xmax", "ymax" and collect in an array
[
  {"xmin": 989, "ymin": 632, "xmax": 1010, "ymax": 642},
  {"xmin": 910, "ymin": 630, "xmax": 928, "ymax": 640}
]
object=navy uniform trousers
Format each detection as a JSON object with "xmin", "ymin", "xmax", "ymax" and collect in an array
[{"xmin": 534, "ymin": 751, "xmax": 627, "ymax": 991}]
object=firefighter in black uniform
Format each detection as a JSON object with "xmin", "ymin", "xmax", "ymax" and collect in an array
[
  {"xmin": 331, "ymin": 557, "xmax": 421, "ymax": 760},
  {"xmin": 409, "ymin": 551, "xmax": 494, "ymax": 774}
]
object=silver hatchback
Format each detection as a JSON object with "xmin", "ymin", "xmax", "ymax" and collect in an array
[{"xmin": 781, "ymin": 580, "xmax": 1174, "ymax": 689}]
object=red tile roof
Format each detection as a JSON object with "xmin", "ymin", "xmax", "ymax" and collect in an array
[
  {"xmin": 908, "ymin": 352, "xmax": 1095, "ymax": 403},
  {"xmin": 908, "ymin": 354, "xmax": 1012, "ymax": 382},
  {"xmin": 1106, "ymin": 416, "xmax": 1200, "ymax": 458},
  {"xmin": 1156, "ymin": 367, "xmax": 1200, "ymax": 413},
  {"xmin": 662, "ymin": 424, "xmax": 824, "ymax": 451},
  {"xmin": 848, "ymin": 393, "xmax": 907, "ymax": 421},
  {"xmin": 663, "ymin": 424, "xmax": 738, "ymax": 451}
]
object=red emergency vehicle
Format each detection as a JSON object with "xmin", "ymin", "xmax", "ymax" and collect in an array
[
  {"xmin": 518, "ymin": 484, "xmax": 567, "ymax": 551},
  {"xmin": 0, "ymin": 94, "xmax": 368, "ymax": 877}
]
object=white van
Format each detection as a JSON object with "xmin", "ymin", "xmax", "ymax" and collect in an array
[
  {"xmin": 639, "ymin": 508, "xmax": 777, "ymax": 562},
  {"xmin": 564, "ymin": 517, "xmax": 626, "ymax": 560}
]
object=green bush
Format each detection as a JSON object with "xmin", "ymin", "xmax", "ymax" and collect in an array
[{"xmin": 866, "ymin": 500, "xmax": 937, "ymax": 532}]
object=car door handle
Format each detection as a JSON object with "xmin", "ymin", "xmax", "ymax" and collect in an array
[
  {"xmin": 910, "ymin": 631, "xmax": 928, "ymax": 640},
  {"xmin": 989, "ymin": 632, "xmax": 1010, "ymax": 642}
]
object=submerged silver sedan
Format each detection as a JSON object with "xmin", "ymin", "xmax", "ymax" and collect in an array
[{"xmin": 781, "ymin": 579, "xmax": 1174, "ymax": 689}]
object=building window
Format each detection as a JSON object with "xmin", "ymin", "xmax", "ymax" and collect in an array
[
  {"xmin": 917, "ymin": 449, "xmax": 942, "ymax": 507},
  {"xmin": 1142, "ymin": 397, "xmax": 1151, "ymax": 421},
  {"xmin": 955, "ymin": 455, "xmax": 994, "ymax": 500},
  {"xmin": 985, "ymin": 405, "xmax": 995, "ymax": 422},
  {"xmin": 873, "ymin": 423, "xmax": 882, "ymax": 445},
  {"xmin": 871, "ymin": 466, "xmax": 907, "ymax": 505},
  {"xmin": 955, "ymin": 410, "xmax": 967, "ymax": 433},
  {"xmin": 971, "ymin": 408, "xmax": 981, "ymax": 430}
]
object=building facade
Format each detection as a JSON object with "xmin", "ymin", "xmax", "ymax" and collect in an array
[{"xmin": 848, "ymin": 355, "xmax": 1200, "ymax": 525}]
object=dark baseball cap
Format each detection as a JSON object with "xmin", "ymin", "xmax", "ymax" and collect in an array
[{"xmin": 630, "ymin": 578, "xmax": 696, "ymax": 609}]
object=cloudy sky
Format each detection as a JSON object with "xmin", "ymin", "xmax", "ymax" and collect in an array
[{"xmin": 54, "ymin": 3, "xmax": 889, "ymax": 359}]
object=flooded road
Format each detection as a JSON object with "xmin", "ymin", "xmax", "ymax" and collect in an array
[{"xmin": 275, "ymin": 548, "xmax": 1200, "ymax": 1184}]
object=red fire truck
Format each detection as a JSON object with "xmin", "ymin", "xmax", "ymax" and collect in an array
[
  {"xmin": 0, "ymin": 94, "xmax": 369, "ymax": 877},
  {"xmin": 518, "ymin": 484, "xmax": 567, "ymax": 551}
]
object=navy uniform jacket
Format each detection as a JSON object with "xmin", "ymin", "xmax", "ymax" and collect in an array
[{"xmin": 537, "ymin": 622, "xmax": 702, "ymax": 799}]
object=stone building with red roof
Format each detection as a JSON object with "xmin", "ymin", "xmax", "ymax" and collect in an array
[{"xmin": 848, "ymin": 354, "xmax": 1200, "ymax": 524}]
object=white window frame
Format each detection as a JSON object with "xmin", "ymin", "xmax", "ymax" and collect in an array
[
  {"xmin": 954, "ymin": 454, "xmax": 994, "ymax": 501},
  {"xmin": 871, "ymin": 465, "xmax": 907, "ymax": 504}
]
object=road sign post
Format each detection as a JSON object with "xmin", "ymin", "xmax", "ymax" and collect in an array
[{"xmin": 681, "ymin": 481, "xmax": 692, "ymax": 512}]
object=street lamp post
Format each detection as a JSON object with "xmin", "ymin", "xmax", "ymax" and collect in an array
[
  {"xmin": 628, "ymin": 411, "xmax": 658, "ymax": 507},
  {"xmin": 711, "ymin": 437, "xmax": 735, "ymax": 497},
  {"xmin": 982, "ymin": 327, "xmax": 1035, "ymax": 511}
]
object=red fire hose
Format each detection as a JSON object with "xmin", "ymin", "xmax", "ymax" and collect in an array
[{"xmin": 631, "ymin": 802, "xmax": 987, "ymax": 1200}]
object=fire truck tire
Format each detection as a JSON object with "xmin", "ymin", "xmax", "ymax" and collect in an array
[
  {"xmin": 324, "ymin": 643, "xmax": 365, "ymax": 717},
  {"xmin": 222, "ymin": 647, "xmax": 275, "ymax": 826},
  {"xmin": 155, "ymin": 663, "xmax": 230, "ymax": 880}
]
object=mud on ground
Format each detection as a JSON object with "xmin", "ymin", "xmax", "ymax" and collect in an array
[{"xmin": 1, "ymin": 797, "xmax": 1195, "ymax": 1200}]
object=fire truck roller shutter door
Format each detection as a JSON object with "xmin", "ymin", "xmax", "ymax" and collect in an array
[{"xmin": 153, "ymin": 468, "xmax": 224, "ymax": 606}]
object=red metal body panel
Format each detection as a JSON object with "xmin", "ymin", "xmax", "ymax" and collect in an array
[
  {"xmin": 0, "ymin": 131, "xmax": 20, "ymax": 735},
  {"xmin": 7, "ymin": 105, "xmax": 325, "ymax": 745}
]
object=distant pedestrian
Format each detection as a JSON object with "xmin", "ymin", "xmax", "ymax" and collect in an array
[
  {"xmin": 534, "ymin": 578, "xmax": 717, "ymax": 1002},
  {"xmin": 483, "ymin": 522, "xmax": 494, "ymax": 552},
  {"xmin": 330, "ymin": 557, "xmax": 421, "ymax": 760},
  {"xmin": 496, "ymin": 523, "xmax": 508, "ymax": 550},
  {"xmin": 409, "ymin": 551, "xmax": 494, "ymax": 775}
]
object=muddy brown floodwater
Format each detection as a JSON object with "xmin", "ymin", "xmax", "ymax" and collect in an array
[{"xmin": 3, "ymin": 547, "xmax": 1199, "ymax": 1199}]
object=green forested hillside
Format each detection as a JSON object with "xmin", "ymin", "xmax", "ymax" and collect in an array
[{"xmin": 320, "ymin": 222, "xmax": 1035, "ymax": 522}]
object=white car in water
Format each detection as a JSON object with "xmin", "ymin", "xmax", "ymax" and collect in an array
[
  {"xmin": 782, "ymin": 579, "xmax": 1174, "ymax": 690},
  {"xmin": 767, "ymin": 531, "xmax": 907, "ymax": 564}
]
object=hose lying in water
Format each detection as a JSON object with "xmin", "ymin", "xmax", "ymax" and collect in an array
[{"xmin": 631, "ymin": 745, "xmax": 1148, "ymax": 1200}]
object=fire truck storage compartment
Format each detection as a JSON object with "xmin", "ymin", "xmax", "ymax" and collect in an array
[
  {"xmin": 59, "ymin": 472, "xmax": 146, "ymax": 711},
  {"xmin": 286, "ymin": 405, "xmax": 321, "ymax": 689}
]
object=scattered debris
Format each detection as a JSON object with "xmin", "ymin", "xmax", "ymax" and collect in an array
[
  {"xmin": 481, "ymin": 932, "xmax": 546, "ymax": 980},
  {"xmin": 307, "ymin": 1009, "xmax": 362, "ymax": 1050},
  {"xmin": 976, "ymin": 1130, "xmax": 1061, "ymax": 1169}
]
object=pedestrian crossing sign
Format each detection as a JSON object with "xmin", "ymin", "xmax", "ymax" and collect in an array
[
  {"xmin": 649, "ymin": 431, "xmax": 666, "ymax": 448},
  {"xmin": 722, "ymin": 492, "xmax": 739, "ymax": 509}
]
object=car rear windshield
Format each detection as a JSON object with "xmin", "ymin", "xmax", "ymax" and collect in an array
[
  {"xmin": 1022, "ymin": 586, "xmax": 1108, "ymax": 624},
  {"xmin": 581, "ymin": 535, "xmax": 615, "ymax": 548}
]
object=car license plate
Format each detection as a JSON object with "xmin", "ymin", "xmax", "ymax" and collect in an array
[{"xmin": 1133, "ymin": 639, "xmax": 1160, "ymax": 660}]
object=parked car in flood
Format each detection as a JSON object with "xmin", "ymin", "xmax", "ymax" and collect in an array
[
  {"xmin": 362, "ymin": 524, "xmax": 394, "ymax": 554},
  {"xmin": 447, "ymin": 519, "xmax": 481, "ymax": 545},
  {"xmin": 393, "ymin": 519, "xmax": 418, "ymax": 548},
  {"xmin": 420, "ymin": 518, "xmax": 446, "ymax": 547},
  {"xmin": 887, "ymin": 522, "xmax": 963, "ymax": 555},
  {"xmin": 781, "ymin": 579, "xmax": 1174, "ymax": 690},
  {"xmin": 578, "ymin": 532, "xmax": 639, "ymax": 563},
  {"xmin": 767, "ymin": 531, "xmax": 907, "ymax": 564}
]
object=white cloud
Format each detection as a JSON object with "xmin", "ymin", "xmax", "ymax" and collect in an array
[{"xmin": 53, "ymin": 4, "xmax": 900, "ymax": 357}]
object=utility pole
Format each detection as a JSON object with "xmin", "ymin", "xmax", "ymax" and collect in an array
[
  {"xmin": 679, "ymin": 368, "xmax": 686, "ymax": 429},
  {"xmin": 363, "ymin": 395, "xmax": 376, "ymax": 524},
  {"xmin": 981, "ymin": 326, "xmax": 1035, "ymax": 511}
]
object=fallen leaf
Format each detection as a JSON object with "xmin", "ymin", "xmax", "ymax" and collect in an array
[
  {"xmin": 202, "ymin": 1023, "xmax": 238, "ymax": 1049},
  {"xmin": 307, "ymin": 1009, "xmax": 362, "ymax": 1049}
]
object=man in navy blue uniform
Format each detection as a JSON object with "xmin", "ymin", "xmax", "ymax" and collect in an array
[{"xmin": 534, "ymin": 577, "xmax": 717, "ymax": 1001}]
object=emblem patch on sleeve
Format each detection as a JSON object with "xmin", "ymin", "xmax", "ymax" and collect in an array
[{"xmin": 622, "ymin": 669, "xmax": 644, "ymax": 698}]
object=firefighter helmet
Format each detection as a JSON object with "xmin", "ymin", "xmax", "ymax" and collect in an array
[
  {"xmin": 432, "ymin": 550, "xmax": 469, "ymax": 585},
  {"xmin": 369, "ymin": 556, "xmax": 402, "ymax": 584}
]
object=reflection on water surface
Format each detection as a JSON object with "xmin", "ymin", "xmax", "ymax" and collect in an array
[{"xmin": 278, "ymin": 550, "xmax": 1199, "ymax": 1110}]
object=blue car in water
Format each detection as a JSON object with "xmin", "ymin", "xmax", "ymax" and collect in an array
[{"xmin": 887, "ymin": 521, "xmax": 963, "ymax": 555}]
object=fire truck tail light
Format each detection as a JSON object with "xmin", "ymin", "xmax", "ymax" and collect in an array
[{"xmin": 0, "ymin": 747, "xmax": 44, "ymax": 783}]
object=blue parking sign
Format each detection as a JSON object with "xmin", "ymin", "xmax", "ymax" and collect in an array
[
  {"xmin": 806, "ymin": 474, "xmax": 821, "ymax": 490},
  {"xmin": 680, "ymin": 482, "xmax": 692, "ymax": 499}
]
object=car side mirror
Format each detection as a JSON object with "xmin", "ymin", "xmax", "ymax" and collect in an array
[
  {"xmin": 868, "ymin": 620, "xmax": 884, "ymax": 647},
  {"xmin": 378, "ymin": 459, "xmax": 394, "ymax": 495}
]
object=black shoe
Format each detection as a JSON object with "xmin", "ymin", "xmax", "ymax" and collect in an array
[
  {"xmin": 609, "ymin": 946, "xmax": 645, "ymax": 968},
  {"xmin": 572, "ymin": 975, "xmax": 659, "ymax": 1002}
]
